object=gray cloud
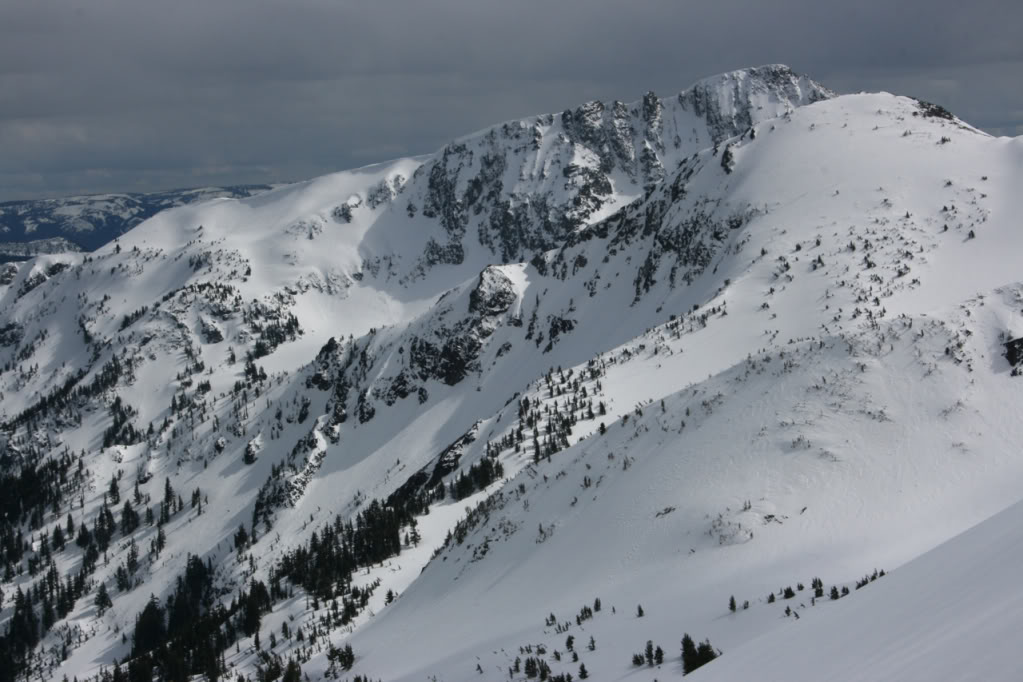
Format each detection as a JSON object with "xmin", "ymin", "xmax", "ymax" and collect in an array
[{"xmin": 1, "ymin": 0, "xmax": 1021, "ymax": 200}]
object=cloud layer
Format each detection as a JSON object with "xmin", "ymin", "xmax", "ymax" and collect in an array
[{"xmin": 2, "ymin": 0, "xmax": 1021, "ymax": 200}]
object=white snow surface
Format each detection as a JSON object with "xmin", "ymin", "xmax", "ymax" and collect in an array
[{"xmin": 693, "ymin": 495, "xmax": 1023, "ymax": 682}]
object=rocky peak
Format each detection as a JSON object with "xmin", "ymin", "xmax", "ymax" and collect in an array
[
  {"xmin": 468, "ymin": 266, "xmax": 518, "ymax": 317},
  {"xmin": 405, "ymin": 65, "xmax": 832, "ymax": 273}
]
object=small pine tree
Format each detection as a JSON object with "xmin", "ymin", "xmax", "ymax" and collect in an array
[
  {"xmin": 729, "ymin": 595, "xmax": 736, "ymax": 612},
  {"xmin": 645, "ymin": 640, "xmax": 654, "ymax": 666},
  {"xmin": 682, "ymin": 634, "xmax": 719, "ymax": 674},
  {"xmin": 94, "ymin": 582, "xmax": 112, "ymax": 616},
  {"xmin": 654, "ymin": 645, "xmax": 664, "ymax": 665},
  {"xmin": 767, "ymin": 592, "xmax": 776, "ymax": 603},
  {"xmin": 696, "ymin": 639, "xmax": 719, "ymax": 668},
  {"xmin": 830, "ymin": 586, "xmax": 840, "ymax": 600},
  {"xmin": 636, "ymin": 604, "xmax": 644, "ymax": 617},
  {"xmin": 578, "ymin": 663, "xmax": 588, "ymax": 679},
  {"xmin": 524, "ymin": 657, "xmax": 537, "ymax": 678},
  {"xmin": 281, "ymin": 659, "xmax": 301, "ymax": 682},
  {"xmin": 108, "ymin": 475, "xmax": 120, "ymax": 505},
  {"xmin": 681, "ymin": 634, "xmax": 698, "ymax": 673}
]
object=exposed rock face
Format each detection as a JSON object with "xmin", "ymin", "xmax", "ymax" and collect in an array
[
  {"xmin": 405, "ymin": 65, "xmax": 832, "ymax": 271},
  {"xmin": 468, "ymin": 267, "xmax": 517, "ymax": 317}
]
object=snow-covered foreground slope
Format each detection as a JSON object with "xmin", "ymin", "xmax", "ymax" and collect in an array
[
  {"xmin": 333, "ymin": 295, "xmax": 1023, "ymax": 681},
  {"xmin": 1, "ymin": 66, "xmax": 1022, "ymax": 682},
  {"xmin": 693, "ymin": 494, "xmax": 1023, "ymax": 682}
]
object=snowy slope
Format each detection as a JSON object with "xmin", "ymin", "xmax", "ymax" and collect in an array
[
  {"xmin": 0, "ymin": 185, "xmax": 274, "ymax": 251},
  {"xmin": 330, "ymin": 292, "xmax": 1023, "ymax": 681},
  {"xmin": 692, "ymin": 495, "xmax": 1023, "ymax": 682},
  {"xmin": 1, "ymin": 66, "xmax": 1022, "ymax": 682}
]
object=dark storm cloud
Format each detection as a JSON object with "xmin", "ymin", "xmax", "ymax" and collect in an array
[{"xmin": 1, "ymin": 0, "xmax": 1021, "ymax": 200}]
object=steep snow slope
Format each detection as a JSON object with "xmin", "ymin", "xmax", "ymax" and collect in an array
[
  {"xmin": 692, "ymin": 495, "xmax": 1023, "ymax": 681},
  {"xmin": 1, "ymin": 66, "xmax": 1022, "ymax": 682},
  {"xmin": 298, "ymin": 95, "xmax": 1023, "ymax": 680},
  {"xmin": 328, "ymin": 290, "xmax": 1023, "ymax": 681}
]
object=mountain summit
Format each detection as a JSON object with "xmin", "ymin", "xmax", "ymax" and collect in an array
[{"xmin": 1, "ymin": 66, "xmax": 1021, "ymax": 682}]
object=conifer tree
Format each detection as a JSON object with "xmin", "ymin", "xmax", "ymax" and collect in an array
[
  {"xmin": 681, "ymin": 634, "xmax": 698, "ymax": 674},
  {"xmin": 94, "ymin": 582, "xmax": 112, "ymax": 616},
  {"xmin": 281, "ymin": 659, "xmax": 301, "ymax": 682}
]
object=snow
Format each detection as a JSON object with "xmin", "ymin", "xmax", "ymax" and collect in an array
[
  {"xmin": 1, "ymin": 65, "xmax": 1022, "ymax": 682},
  {"xmin": 693, "ymin": 495, "xmax": 1023, "ymax": 682}
]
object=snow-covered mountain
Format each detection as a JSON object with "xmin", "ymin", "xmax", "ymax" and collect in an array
[
  {"xmin": 2, "ymin": 64, "xmax": 1022, "ymax": 682},
  {"xmin": 0, "ymin": 185, "xmax": 273, "ymax": 251},
  {"xmin": 0, "ymin": 239, "xmax": 81, "ymax": 263}
]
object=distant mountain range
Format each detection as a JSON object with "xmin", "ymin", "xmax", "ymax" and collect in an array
[{"xmin": 0, "ymin": 185, "xmax": 273, "ymax": 252}]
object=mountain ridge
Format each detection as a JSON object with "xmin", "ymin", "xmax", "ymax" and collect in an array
[
  {"xmin": 0, "ymin": 185, "xmax": 274, "ymax": 251},
  {"xmin": 1, "ymin": 66, "xmax": 1021, "ymax": 682}
]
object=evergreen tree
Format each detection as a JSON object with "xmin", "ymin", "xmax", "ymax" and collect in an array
[
  {"xmin": 681, "ymin": 634, "xmax": 698, "ymax": 674},
  {"xmin": 729, "ymin": 595, "xmax": 736, "ymax": 612},
  {"xmin": 281, "ymin": 660, "xmax": 301, "ymax": 682},
  {"xmin": 94, "ymin": 582, "xmax": 112, "ymax": 616},
  {"xmin": 121, "ymin": 501, "xmax": 139, "ymax": 535},
  {"xmin": 524, "ymin": 657, "xmax": 537, "ymax": 678},
  {"xmin": 578, "ymin": 663, "xmax": 588, "ymax": 679},
  {"xmin": 338, "ymin": 643, "xmax": 355, "ymax": 670},
  {"xmin": 132, "ymin": 595, "xmax": 166, "ymax": 655},
  {"xmin": 696, "ymin": 639, "xmax": 719, "ymax": 668},
  {"xmin": 109, "ymin": 474, "xmax": 120, "ymax": 505}
]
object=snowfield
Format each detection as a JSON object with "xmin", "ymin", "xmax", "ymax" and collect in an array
[
  {"xmin": 1, "ymin": 65, "xmax": 1022, "ymax": 682},
  {"xmin": 693, "ymin": 495, "xmax": 1023, "ymax": 682}
]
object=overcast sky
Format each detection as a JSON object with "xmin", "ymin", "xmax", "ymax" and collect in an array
[{"xmin": 2, "ymin": 0, "xmax": 1020, "ymax": 201}]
